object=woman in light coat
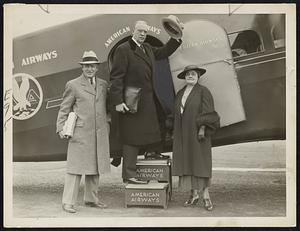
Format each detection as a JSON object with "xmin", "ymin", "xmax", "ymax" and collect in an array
[{"xmin": 172, "ymin": 65, "xmax": 220, "ymax": 211}]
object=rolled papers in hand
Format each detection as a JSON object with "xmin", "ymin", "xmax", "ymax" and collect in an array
[{"xmin": 63, "ymin": 112, "xmax": 78, "ymax": 137}]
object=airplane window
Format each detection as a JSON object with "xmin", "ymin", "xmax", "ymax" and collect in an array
[
  {"xmin": 269, "ymin": 14, "xmax": 285, "ymax": 49},
  {"xmin": 271, "ymin": 24, "xmax": 285, "ymax": 49},
  {"xmin": 228, "ymin": 30, "xmax": 263, "ymax": 57}
]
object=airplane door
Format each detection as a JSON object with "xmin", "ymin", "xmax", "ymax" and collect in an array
[
  {"xmin": 169, "ymin": 20, "xmax": 246, "ymax": 127},
  {"xmin": 153, "ymin": 58, "xmax": 175, "ymax": 116}
]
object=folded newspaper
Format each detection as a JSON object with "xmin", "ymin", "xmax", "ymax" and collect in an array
[{"xmin": 63, "ymin": 112, "xmax": 78, "ymax": 137}]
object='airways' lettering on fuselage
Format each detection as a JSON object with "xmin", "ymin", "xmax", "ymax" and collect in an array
[{"xmin": 21, "ymin": 50, "xmax": 58, "ymax": 66}]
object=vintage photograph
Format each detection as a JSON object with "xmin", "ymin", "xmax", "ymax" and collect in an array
[{"xmin": 3, "ymin": 3, "xmax": 296, "ymax": 228}]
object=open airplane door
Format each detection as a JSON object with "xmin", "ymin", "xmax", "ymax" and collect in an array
[{"xmin": 169, "ymin": 20, "xmax": 246, "ymax": 127}]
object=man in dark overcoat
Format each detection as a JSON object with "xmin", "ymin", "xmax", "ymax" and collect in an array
[{"xmin": 109, "ymin": 20, "xmax": 182, "ymax": 184}]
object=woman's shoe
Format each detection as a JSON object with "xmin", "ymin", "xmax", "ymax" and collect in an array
[
  {"xmin": 203, "ymin": 198, "xmax": 213, "ymax": 211},
  {"xmin": 184, "ymin": 195, "xmax": 199, "ymax": 207}
]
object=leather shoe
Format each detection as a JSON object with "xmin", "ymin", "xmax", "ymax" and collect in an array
[
  {"xmin": 183, "ymin": 195, "xmax": 200, "ymax": 207},
  {"xmin": 111, "ymin": 157, "xmax": 121, "ymax": 167},
  {"xmin": 85, "ymin": 201, "xmax": 108, "ymax": 209},
  {"xmin": 144, "ymin": 152, "xmax": 169, "ymax": 160},
  {"xmin": 203, "ymin": 198, "xmax": 213, "ymax": 211},
  {"xmin": 126, "ymin": 178, "xmax": 148, "ymax": 184},
  {"xmin": 62, "ymin": 204, "xmax": 76, "ymax": 213}
]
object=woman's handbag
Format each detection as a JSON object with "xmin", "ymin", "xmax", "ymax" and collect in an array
[{"xmin": 124, "ymin": 86, "xmax": 142, "ymax": 113}]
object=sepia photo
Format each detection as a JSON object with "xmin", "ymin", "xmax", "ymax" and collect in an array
[{"xmin": 3, "ymin": 3, "xmax": 296, "ymax": 228}]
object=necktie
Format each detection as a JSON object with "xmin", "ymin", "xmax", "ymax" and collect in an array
[
  {"xmin": 140, "ymin": 45, "xmax": 145, "ymax": 53},
  {"xmin": 89, "ymin": 77, "xmax": 94, "ymax": 88}
]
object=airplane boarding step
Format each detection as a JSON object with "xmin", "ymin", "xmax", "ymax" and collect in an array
[
  {"xmin": 124, "ymin": 158, "xmax": 172, "ymax": 208},
  {"xmin": 136, "ymin": 158, "xmax": 172, "ymax": 200},
  {"xmin": 125, "ymin": 182, "xmax": 169, "ymax": 209}
]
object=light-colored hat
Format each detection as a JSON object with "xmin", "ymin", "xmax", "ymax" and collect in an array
[
  {"xmin": 177, "ymin": 65, "xmax": 206, "ymax": 79},
  {"xmin": 79, "ymin": 50, "xmax": 100, "ymax": 64},
  {"xmin": 134, "ymin": 20, "xmax": 149, "ymax": 31},
  {"xmin": 162, "ymin": 15, "xmax": 184, "ymax": 39}
]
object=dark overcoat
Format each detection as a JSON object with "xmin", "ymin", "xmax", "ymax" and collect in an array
[
  {"xmin": 109, "ymin": 37, "xmax": 181, "ymax": 145},
  {"xmin": 172, "ymin": 83, "xmax": 220, "ymax": 177},
  {"xmin": 56, "ymin": 75, "xmax": 111, "ymax": 175}
]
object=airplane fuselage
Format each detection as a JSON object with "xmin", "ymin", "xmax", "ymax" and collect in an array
[{"xmin": 12, "ymin": 14, "xmax": 286, "ymax": 161}]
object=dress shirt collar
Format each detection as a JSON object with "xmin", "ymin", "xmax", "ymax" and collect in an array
[
  {"xmin": 86, "ymin": 76, "xmax": 95, "ymax": 85},
  {"xmin": 132, "ymin": 37, "xmax": 143, "ymax": 47}
]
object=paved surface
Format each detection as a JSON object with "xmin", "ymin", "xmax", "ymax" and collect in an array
[{"xmin": 12, "ymin": 140, "xmax": 286, "ymax": 218}]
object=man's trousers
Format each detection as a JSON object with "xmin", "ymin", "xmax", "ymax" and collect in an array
[
  {"xmin": 122, "ymin": 142, "xmax": 162, "ymax": 180},
  {"xmin": 122, "ymin": 145, "xmax": 139, "ymax": 179},
  {"xmin": 62, "ymin": 173, "xmax": 99, "ymax": 205}
]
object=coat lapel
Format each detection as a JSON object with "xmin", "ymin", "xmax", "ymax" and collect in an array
[
  {"xmin": 176, "ymin": 87, "xmax": 185, "ymax": 115},
  {"xmin": 79, "ymin": 75, "xmax": 96, "ymax": 96},
  {"xmin": 96, "ymin": 78, "xmax": 109, "ymax": 101},
  {"xmin": 95, "ymin": 77, "xmax": 102, "ymax": 101},
  {"xmin": 129, "ymin": 38, "xmax": 152, "ymax": 68},
  {"xmin": 134, "ymin": 46, "xmax": 152, "ymax": 67},
  {"xmin": 95, "ymin": 77, "xmax": 99, "ymax": 100},
  {"xmin": 144, "ymin": 44, "xmax": 155, "ymax": 78}
]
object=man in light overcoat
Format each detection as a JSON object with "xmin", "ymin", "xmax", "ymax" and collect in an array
[{"xmin": 56, "ymin": 51, "xmax": 110, "ymax": 213}]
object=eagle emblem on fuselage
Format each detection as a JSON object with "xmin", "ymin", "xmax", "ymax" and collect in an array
[{"xmin": 12, "ymin": 73, "xmax": 43, "ymax": 120}]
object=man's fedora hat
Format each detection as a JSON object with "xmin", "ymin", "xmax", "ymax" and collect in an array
[
  {"xmin": 177, "ymin": 65, "xmax": 206, "ymax": 79},
  {"xmin": 162, "ymin": 15, "xmax": 184, "ymax": 39},
  {"xmin": 79, "ymin": 50, "xmax": 100, "ymax": 64}
]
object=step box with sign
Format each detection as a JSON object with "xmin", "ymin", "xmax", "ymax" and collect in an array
[
  {"xmin": 125, "ymin": 182, "xmax": 169, "ymax": 209},
  {"xmin": 136, "ymin": 159, "xmax": 172, "ymax": 200}
]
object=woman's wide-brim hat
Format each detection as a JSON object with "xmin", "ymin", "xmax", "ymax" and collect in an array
[
  {"xmin": 79, "ymin": 50, "xmax": 100, "ymax": 64},
  {"xmin": 177, "ymin": 65, "xmax": 207, "ymax": 79},
  {"xmin": 162, "ymin": 15, "xmax": 184, "ymax": 39}
]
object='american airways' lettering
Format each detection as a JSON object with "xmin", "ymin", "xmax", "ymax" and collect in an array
[
  {"xmin": 105, "ymin": 27, "xmax": 131, "ymax": 48},
  {"xmin": 22, "ymin": 50, "xmax": 58, "ymax": 66},
  {"xmin": 105, "ymin": 25, "xmax": 162, "ymax": 48},
  {"xmin": 130, "ymin": 192, "xmax": 160, "ymax": 203}
]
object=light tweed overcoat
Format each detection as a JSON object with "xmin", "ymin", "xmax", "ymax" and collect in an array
[{"xmin": 56, "ymin": 74, "xmax": 111, "ymax": 175}]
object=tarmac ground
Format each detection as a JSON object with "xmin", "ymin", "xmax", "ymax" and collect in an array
[{"xmin": 12, "ymin": 140, "xmax": 286, "ymax": 218}]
